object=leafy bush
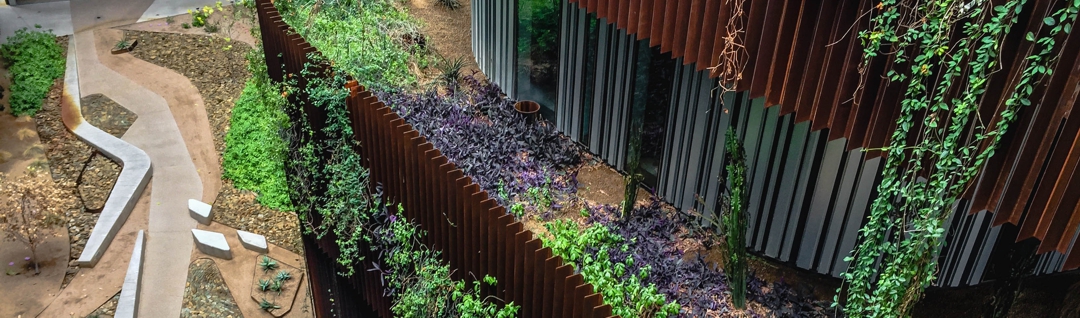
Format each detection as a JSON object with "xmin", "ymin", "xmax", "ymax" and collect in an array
[
  {"xmin": 0, "ymin": 27, "xmax": 65, "ymax": 116},
  {"xmin": 223, "ymin": 69, "xmax": 292, "ymax": 211},
  {"xmin": 380, "ymin": 74, "xmax": 580, "ymax": 207}
]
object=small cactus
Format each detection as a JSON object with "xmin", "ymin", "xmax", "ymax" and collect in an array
[
  {"xmin": 270, "ymin": 279, "xmax": 283, "ymax": 292},
  {"xmin": 258, "ymin": 278, "xmax": 271, "ymax": 292}
]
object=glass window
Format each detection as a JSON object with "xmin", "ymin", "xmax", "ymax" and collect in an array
[
  {"xmin": 516, "ymin": 0, "xmax": 562, "ymax": 121},
  {"xmin": 635, "ymin": 45, "xmax": 676, "ymax": 188}
]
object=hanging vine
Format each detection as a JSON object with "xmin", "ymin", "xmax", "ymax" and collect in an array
[
  {"xmin": 711, "ymin": 0, "xmax": 748, "ymax": 98},
  {"xmin": 838, "ymin": 0, "xmax": 1079, "ymax": 316}
]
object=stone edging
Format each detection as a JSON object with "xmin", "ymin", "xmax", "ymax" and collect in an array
[
  {"xmin": 61, "ymin": 36, "xmax": 154, "ymax": 267},
  {"xmin": 115, "ymin": 230, "xmax": 146, "ymax": 318}
]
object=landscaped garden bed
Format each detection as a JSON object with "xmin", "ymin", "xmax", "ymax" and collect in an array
[
  {"xmin": 126, "ymin": 29, "xmax": 302, "ymax": 254},
  {"xmin": 258, "ymin": 0, "xmax": 830, "ymax": 316}
]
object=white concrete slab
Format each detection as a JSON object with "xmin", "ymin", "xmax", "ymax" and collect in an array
[
  {"xmin": 236, "ymin": 229, "xmax": 268, "ymax": 253},
  {"xmin": 0, "ymin": 1, "xmax": 73, "ymax": 40},
  {"xmin": 188, "ymin": 198, "xmax": 213, "ymax": 225},
  {"xmin": 192, "ymin": 229, "xmax": 232, "ymax": 260}
]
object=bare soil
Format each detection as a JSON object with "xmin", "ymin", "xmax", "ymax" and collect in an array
[{"xmin": 405, "ymin": 0, "xmax": 485, "ymax": 85}]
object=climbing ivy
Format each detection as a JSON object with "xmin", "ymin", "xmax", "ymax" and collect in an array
[{"xmin": 839, "ymin": 0, "xmax": 1080, "ymax": 316}]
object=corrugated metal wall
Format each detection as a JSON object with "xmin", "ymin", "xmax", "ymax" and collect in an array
[{"xmin": 473, "ymin": 0, "xmax": 516, "ymax": 97}]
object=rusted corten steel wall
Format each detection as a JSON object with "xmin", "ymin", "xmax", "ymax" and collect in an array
[
  {"xmin": 254, "ymin": 0, "xmax": 619, "ymax": 316},
  {"xmin": 566, "ymin": 0, "xmax": 1080, "ymax": 270}
]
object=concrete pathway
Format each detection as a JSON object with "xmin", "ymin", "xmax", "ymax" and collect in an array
[
  {"xmin": 0, "ymin": 0, "xmax": 72, "ymax": 39},
  {"xmin": 71, "ymin": 29, "xmax": 204, "ymax": 317}
]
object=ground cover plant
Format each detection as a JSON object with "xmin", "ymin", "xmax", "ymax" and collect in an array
[
  {"xmin": 223, "ymin": 47, "xmax": 292, "ymax": 211},
  {"xmin": 0, "ymin": 27, "xmax": 65, "ymax": 116},
  {"xmin": 582, "ymin": 200, "xmax": 826, "ymax": 317},
  {"xmin": 379, "ymin": 74, "xmax": 581, "ymax": 209},
  {"xmin": 273, "ymin": 0, "xmax": 425, "ymax": 92}
]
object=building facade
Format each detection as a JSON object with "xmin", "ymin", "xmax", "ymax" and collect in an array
[{"xmin": 472, "ymin": 0, "xmax": 1078, "ymax": 286}]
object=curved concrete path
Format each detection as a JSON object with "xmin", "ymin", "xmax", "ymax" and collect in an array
[
  {"xmin": 64, "ymin": 43, "xmax": 154, "ymax": 267},
  {"xmin": 69, "ymin": 29, "xmax": 214, "ymax": 317}
]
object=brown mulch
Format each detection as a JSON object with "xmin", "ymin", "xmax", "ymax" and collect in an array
[
  {"xmin": 181, "ymin": 258, "xmax": 244, "ymax": 318},
  {"xmin": 125, "ymin": 30, "xmax": 303, "ymax": 254}
]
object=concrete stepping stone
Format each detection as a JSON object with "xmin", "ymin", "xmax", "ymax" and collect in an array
[
  {"xmin": 236, "ymin": 230, "xmax": 268, "ymax": 254},
  {"xmin": 188, "ymin": 199, "xmax": 213, "ymax": 225},
  {"xmin": 192, "ymin": 229, "xmax": 232, "ymax": 260},
  {"xmin": 116, "ymin": 230, "xmax": 146, "ymax": 318}
]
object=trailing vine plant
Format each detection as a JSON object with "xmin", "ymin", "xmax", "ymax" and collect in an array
[{"xmin": 838, "ymin": 0, "xmax": 1079, "ymax": 316}]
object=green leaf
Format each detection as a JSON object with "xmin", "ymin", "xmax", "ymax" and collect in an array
[
  {"xmin": 1045, "ymin": 16, "xmax": 1056, "ymax": 26},
  {"xmin": 1026, "ymin": 31, "xmax": 1035, "ymax": 41}
]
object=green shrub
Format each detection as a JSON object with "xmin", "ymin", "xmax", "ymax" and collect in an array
[
  {"xmin": 0, "ymin": 27, "xmax": 65, "ymax": 117},
  {"xmin": 223, "ymin": 71, "xmax": 292, "ymax": 211}
]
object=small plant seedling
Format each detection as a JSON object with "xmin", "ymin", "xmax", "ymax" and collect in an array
[
  {"xmin": 270, "ymin": 279, "xmax": 283, "ymax": 292},
  {"xmin": 258, "ymin": 298, "xmax": 280, "ymax": 311},
  {"xmin": 165, "ymin": 16, "xmax": 175, "ymax": 24},
  {"xmin": 181, "ymin": 23, "xmax": 191, "ymax": 29},
  {"xmin": 510, "ymin": 203, "xmax": 525, "ymax": 218},
  {"xmin": 114, "ymin": 39, "xmax": 130, "ymax": 50},
  {"xmin": 258, "ymin": 278, "xmax": 271, "ymax": 292},
  {"xmin": 580, "ymin": 208, "xmax": 589, "ymax": 218},
  {"xmin": 259, "ymin": 256, "xmax": 278, "ymax": 272},
  {"xmin": 436, "ymin": 56, "xmax": 466, "ymax": 89},
  {"xmin": 275, "ymin": 269, "xmax": 292, "ymax": 282},
  {"xmin": 204, "ymin": 24, "xmax": 220, "ymax": 33}
]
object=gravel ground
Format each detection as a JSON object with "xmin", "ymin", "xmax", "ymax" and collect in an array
[
  {"xmin": 126, "ymin": 30, "xmax": 302, "ymax": 254},
  {"xmin": 181, "ymin": 259, "xmax": 244, "ymax": 318}
]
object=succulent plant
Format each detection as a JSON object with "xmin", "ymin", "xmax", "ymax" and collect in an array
[{"xmin": 259, "ymin": 256, "xmax": 278, "ymax": 272}]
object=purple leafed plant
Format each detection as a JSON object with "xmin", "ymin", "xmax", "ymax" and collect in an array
[
  {"xmin": 587, "ymin": 198, "xmax": 829, "ymax": 317},
  {"xmin": 377, "ymin": 73, "xmax": 580, "ymax": 207}
]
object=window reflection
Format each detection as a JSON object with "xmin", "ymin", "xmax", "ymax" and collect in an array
[{"xmin": 516, "ymin": 0, "xmax": 561, "ymax": 121}]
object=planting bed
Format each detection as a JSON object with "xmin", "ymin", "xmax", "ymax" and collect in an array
[
  {"xmin": 21, "ymin": 36, "xmax": 132, "ymax": 287},
  {"xmin": 385, "ymin": 77, "xmax": 829, "ymax": 316},
  {"xmin": 249, "ymin": 255, "xmax": 304, "ymax": 316},
  {"xmin": 126, "ymin": 30, "xmax": 302, "ymax": 253},
  {"xmin": 182, "ymin": 258, "xmax": 244, "ymax": 317}
]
